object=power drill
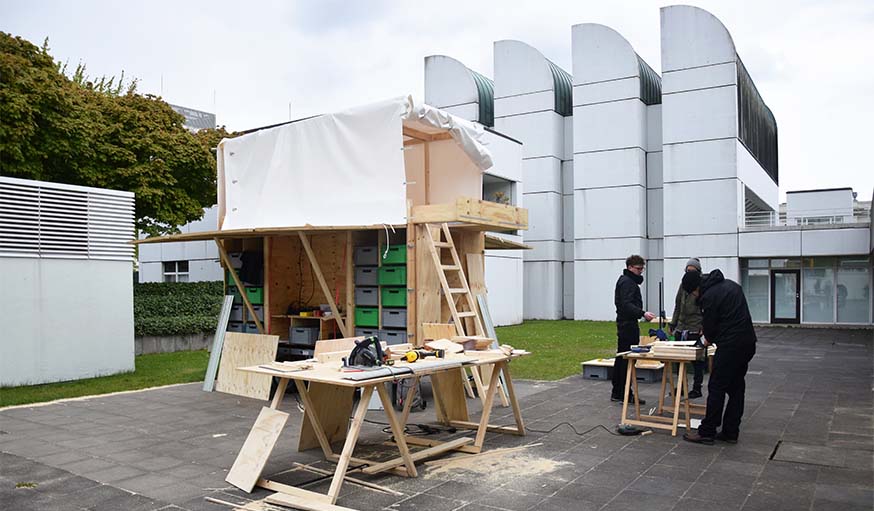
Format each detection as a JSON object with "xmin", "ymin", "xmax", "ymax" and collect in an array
[{"xmin": 402, "ymin": 349, "xmax": 445, "ymax": 363}]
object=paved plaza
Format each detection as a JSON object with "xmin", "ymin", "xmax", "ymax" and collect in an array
[{"xmin": 1, "ymin": 327, "xmax": 871, "ymax": 511}]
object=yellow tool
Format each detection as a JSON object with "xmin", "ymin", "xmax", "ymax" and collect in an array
[{"xmin": 402, "ymin": 349, "xmax": 445, "ymax": 363}]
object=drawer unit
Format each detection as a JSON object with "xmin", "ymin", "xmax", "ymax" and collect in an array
[
  {"xmin": 355, "ymin": 307, "xmax": 379, "ymax": 327},
  {"xmin": 378, "ymin": 266, "xmax": 406, "ymax": 286},
  {"xmin": 354, "ymin": 287, "xmax": 379, "ymax": 306},
  {"xmin": 381, "ymin": 287, "xmax": 406, "ymax": 307},
  {"xmin": 381, "ymin": 244, "xmax": 407, "ymax": 265},
  {"xmin": 354, "ymin": 246, "xmax": 379, "ymax": 266},
  {"xmin": 290, "ymin": 326, "xmax": 320, "ymax": 345},
  {"xmin": 230, "ymin": 304, "xmax": 244, "ymax": 322},
  {"xmin": 354, "ymin": 327, "xmax": 380, "ymax": 338},
  {"xmin": 227, "ymin": 321, "xmax": 245, "ymax": 333},
  {"xmin": 381, "ymin": 309, "xmax": 407, "ymax": 329},
  {"xmin": 379, "ymin": 330, "xmax": 409, "ymax": 345},
  {"xmin": 355, "ymin": 267, "xmax": 378, "ymax": 286}
]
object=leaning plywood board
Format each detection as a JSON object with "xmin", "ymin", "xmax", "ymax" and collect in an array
[
  {"xmin": 226, "ymin": 406, "xmax": 289, "ymax": 492},
  {"xmin": 215, "ymin": 332, "xmax": 279, "ymax": 400},
  {"xmin": 298, "ymin": 382, "xmax": 355, "ymax": 452}
]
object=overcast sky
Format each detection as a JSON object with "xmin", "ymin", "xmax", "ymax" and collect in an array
[{"xmin": 3, "ymin": 0, "xmax": 873, "ymax": 201}]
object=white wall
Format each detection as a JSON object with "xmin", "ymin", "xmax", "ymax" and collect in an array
[
  {"xmin": 1, "ymin": 259, "xmax": 134, "ymax": 386},
  {"xmin": 786, "ymin": 189, "xmax": 855, "ymax": 223}
]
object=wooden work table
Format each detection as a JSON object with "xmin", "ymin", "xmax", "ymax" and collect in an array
[
  {"xmin": 619, "ymin": 347, "xmax": 716, "ymax": 437},
  {"xmin": 226, "ymin": 350, "xmax": 528, "ymax": 511}
]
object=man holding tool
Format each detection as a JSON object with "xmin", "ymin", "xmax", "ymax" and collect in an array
[
  {"xmin": 611, "ymin": 255, "xmax": 656, "ymax": 404},
  {"xmin": 669, "ymin": 257, "xmax": 706, "ymax": 399},
  {"xmin": 680, "ymin": 269, "xmax": 757, "ymax": 445}
]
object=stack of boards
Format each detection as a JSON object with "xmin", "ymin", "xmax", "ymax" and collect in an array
[{"xmin": 648, "ymin": 340, "xmax": 704, "ymax": 361}]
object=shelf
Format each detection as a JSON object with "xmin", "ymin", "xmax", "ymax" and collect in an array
[{"xmin": 271, "ymin": 315, "xmax": 345, "ymax": 322}]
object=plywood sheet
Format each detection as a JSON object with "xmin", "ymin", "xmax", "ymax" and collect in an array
[
  {"xmin": 215, "ymin": 332, "xmax": 279, "ymax": 400},
  {"xmin": 298, "ymin": 382, "xmax": 355, "ymax": 452},
  {"xmin": 430, "ymin": 368, "xmax": 469, "ymax": 423},
  {"xmin": 226, "ymin": 406, "xmax": 289, "ymax": 492}
]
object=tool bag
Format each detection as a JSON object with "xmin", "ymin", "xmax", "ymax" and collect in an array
[{"xmin": 392, "ymin": 379, "xmax": 426, "ymax": 412}]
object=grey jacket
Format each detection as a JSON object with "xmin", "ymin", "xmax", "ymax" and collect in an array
[{"xmin": 669, "ymin": 284, "xmax": 703, "ymax": 333}]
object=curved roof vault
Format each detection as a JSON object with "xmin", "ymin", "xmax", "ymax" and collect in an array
[{"xmin": 494, "ymin": 40, "xmax": 573, "ymax": 117}]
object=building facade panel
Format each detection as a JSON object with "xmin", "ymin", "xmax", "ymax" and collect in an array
[{"xmin": 574, "ymin": 148, "xmax": 646, "ymax": 189}]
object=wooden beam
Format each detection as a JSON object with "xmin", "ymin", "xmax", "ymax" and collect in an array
[
  {"xmin": 402, "ymin": 127, "xmax": 453, "ymax": 142},
  {"xmin": 216, "ymin": 238, "xmax": 264, "ymax": 334},
  {"xmin": 266, "ymin": 491, "xmax": 357, "ymax": 511},
  {"xmin": 424, "ymin": 141, "xmax": 431, "ymax": 204},
  {"xmin": 361, "ymin": 437, "xmax": 473, "ymax": 475},
  {"xmin": 345, "ymin": 232, "xmax": 354, "ymax": 334},
  {"xmin": 298, "ymin": 232, "xmax": 349, "ymax": 338}
]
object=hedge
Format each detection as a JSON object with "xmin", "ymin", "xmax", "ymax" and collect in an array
[{"xmin": 134, "ymin": 281, "xmax": 225, "ymax": 337}]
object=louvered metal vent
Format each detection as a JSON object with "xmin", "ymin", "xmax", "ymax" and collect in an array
[{"xmin": 0, "ymin": 177, "xmax": 134, "ymax": 261}]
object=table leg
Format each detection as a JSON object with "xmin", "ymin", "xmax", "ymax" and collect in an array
[
  {"xmin": 474, "ymin": 363, "xmax": 503, "ymax": 449},
  {"xmin": 400, "ymin": 377, "xmax": 419, "ymax": 428},
  {"xmin": 621, "ymin": 356, "xmax": 632, "ymax": 424},
  {"xmin": 671, "ymin": 363, "xmax": 687, "ymax": 437},
  {"xmin": 294, "ymin": 380, "xmax": 334, "ymax": 459},
  {"xmin": 657, "ymin": 362, "xmax": 669, "ymax": 415},
  {"xmin": 681, "ymin": 363, "xmax": 691, "ymax": 431},
  {"xmin": 632, "ymin": 362, "xmax": 641, "ymax": 418},
  {"xmin": 270, "ymin": 378, "xmax": 289, "ymax": 410},
  {"xmin": 327, "ymin": 385, "xmax": 373, "ymax": 503},
  {"xmin": 375, "ymin": 384, "xmax": 417, "ymax": 477},
  {"xmin": 501, "ymin": 362, "xmax": 525, "ymax": 434}
]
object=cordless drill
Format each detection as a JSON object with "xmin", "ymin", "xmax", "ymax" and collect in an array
[{"xmin": 402, "ymin": 349, "xmax": 445, "ymax": 363}]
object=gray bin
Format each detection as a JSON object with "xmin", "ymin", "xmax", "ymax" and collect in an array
[
  {"xmin": 251, "ymin": 304, "xmax": 264, "ymax": 321},
  {"xmin": 244, "ymin": 322, "xmax": 260, "ymax": 333},
  {"xmin": 355, "ymin": 327, "xmax": 380, "ymax": 338},
  {"xmin": 228, "ymin": 321, "xmax": 245, "ymax": 333},
  {"xmin": 354, "ymin": 246, "xmax": 378, "ymax": 266},
  {"xmin": 355, "ymin": 267, "xmax": 378, "ymax": 286},
  {"xmin": 290, "ymin": 326, "xmax": 320, "ymax": 345},
  {"xmin": 381, "ymin": 309, "xmax": 407, "ymax": 329},
  {"xmin": 379, "ymin": 330, "xmax": 409, "ymax": 345},
  {"xmin": 354, "ymin": 287, "xmax": 379, "ymax": 306},
  {"xmin": 230, "ymin": 304, "xmax": 244, "ymax": 322}
]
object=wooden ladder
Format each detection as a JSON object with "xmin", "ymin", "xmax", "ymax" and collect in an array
[{"xmin": 423, "ymin": 223, "xmax": 508, "ymax": 406}]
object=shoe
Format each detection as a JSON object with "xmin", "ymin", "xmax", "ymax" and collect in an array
[
  {"xmin": 688, "ymin": 389, "xmax": 702, "ymax": 399},
  {"xmin": 716, "ymin": 432, "xmax": 738, "ymax": 444},
  {"xmin": 683, "ymin": 431, "xmax": 715, "ymax": 445},
  {"xmin": 610, "ymin": 395, "xmax": 646, "ymax": 405},
  {"xmin": 610, "ymin": 395, "xmax": 623, "ymax": 402}
]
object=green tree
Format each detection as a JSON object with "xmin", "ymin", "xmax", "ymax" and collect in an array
[{"xmin": 0, "ymin": 32, "xmax": 231, "ymax": 236}]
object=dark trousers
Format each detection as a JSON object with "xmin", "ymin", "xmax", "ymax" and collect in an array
[
  {"xmin": 612, "ymin": 322, "xmax": 639, "ymax": 398},
  {"xmin": 698, "ymin": 344, "xmax": 756, "ymax": 438},
  {"xmin": 692, "ymin": 360, "xmax": 705, "ymax": 390}
]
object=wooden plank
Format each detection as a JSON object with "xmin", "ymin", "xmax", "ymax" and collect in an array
[
  {"xmin": 415, "ymin": 225, "xmax": 442, "ymax": 347},
  {"xmin": 215, "ymin": 332, "xmax": 279, "ymax": 400},
  {"xmin": 216, "ymin": 238, "xmax": 264, "ymax": 334},
  {"xmin": 313, "ymin": 337, "xmax": 363, "ymax": 357},
  {"xmin": 204, "ymin": 295, "xmax": 235, "ymax": 392},
  {"xmin": 264, "ymin": 237, "xmax": 271, "ymax": 334},
  {"xmin": 361, "ymin": 437, "xmax": 473, "ymax": 475},
  {"xmin": 290, "ymin": 463, "xmax": 403, "ymax": 495},
  {"xmin": 298, "ymin": 232, "xmax": 349, "ymax": 338},
  {"xmin": 270, "ymin": 378, "xmax": 288, "ymax": 409},
  {"xmin": 375, "ymin": 384, "xmax": 417, "ymax": 477},
  {"xmin": 398, "ymin": 435, "xmax": 480, "ymax": 454},
  {"xmin": 449, "ymin": 421, "xmax": 522, "ymax": 436},
  {"xmin": 406, "ymin": 199, "xmax": 416, "ymax": 345},
  {"xmin": 429, "ymin": 368, "xmax": 469, "ymax": 423},
  {"xmin": 297, "ymin": 381, "xmax": 353, "ymax": 456},
  {"xmin": 226, "ymin": 407, "xmax": 289, "ymax": 492},
  {"xmin": 258, "ymin": 479, "xmax": 331, "ymax": 503},
  {"xmin": 266, "ymin": 491, "xmax": 357, "ymax": 511},
  {"xmin": 474, "ymin": 365, "xmax": 502, "ymax": 448},
  {"xmin": 421, "ymin": 322, "xmax": 458, "ymax": 341},
  {"xmin": 345, "ymin": 232, "xmax": 354, "ymax": 334},
  {"xmin": 501, "ymin": 362, "xmax": 525, "ymax": 435},
  {"xmin": 328, "ymin": 386, "xmax": 373, "ymax": 501}
]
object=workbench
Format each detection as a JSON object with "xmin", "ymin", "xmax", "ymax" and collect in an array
[
  {"xmin": 619, "ymin": 347, "xmax": 715, "ymax": 437},
  {"xmin": 226, "ymin": 350, "xmax": 527, "ymax": 511}
]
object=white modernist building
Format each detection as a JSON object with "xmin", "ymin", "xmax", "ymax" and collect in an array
[
  {"xmin": 0, "ymin": 177, "xmax": 136, "ymax": 386},
  {"xmin": 425, "ymin": 4, "xmax": 873, "ymax": 326}
]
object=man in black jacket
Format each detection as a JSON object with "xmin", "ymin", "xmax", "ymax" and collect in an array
[
  {"xmin": 680, "ymin": 269, "xmax": 757, "ymax": 444},
  {"xmin": 611, "ymin": 255, "xmax": 655, "ymax": 403}
]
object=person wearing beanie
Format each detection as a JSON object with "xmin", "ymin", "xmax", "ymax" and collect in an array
[
  {"xmin": 611, "ymin": 255, "xmax": 656, "ymax": 404},
  {"xmin": 680, "ymin": 268, "xmax": 757, "ymax": 445},
  {"xmin": 669, "ymin": 258, "xmax": 705, "ymax": 398}
]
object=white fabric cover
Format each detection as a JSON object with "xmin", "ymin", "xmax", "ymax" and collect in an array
[{"xmin": 217, "ymin": 96, "xmax": 492, "ymax": 231}]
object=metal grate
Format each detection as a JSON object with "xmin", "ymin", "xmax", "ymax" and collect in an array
[{"xmin": 0, "ymin": 177, "xmax": 135, "ymax": 261}]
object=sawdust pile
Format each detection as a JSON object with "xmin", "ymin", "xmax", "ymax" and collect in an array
[{"xmin": 424, "ymin": 450, "xmax": 570, "ymax": 482}]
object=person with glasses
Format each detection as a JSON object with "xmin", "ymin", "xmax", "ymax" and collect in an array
[
  {"xmin": 611, "ymin": 255, "xmax": 656, "ymax": 404},
  {"xmin": 669, "ymin": 257, "xmax": 706, "ymax": 399}
]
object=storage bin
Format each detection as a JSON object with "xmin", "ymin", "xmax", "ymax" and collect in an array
[
  {"xmin": 355, "ymin": 267, "xmax": 378, "ymax": 286},
  {"xmin": 227, "ymin": 321, "xmax": 245, "ymax": 333},
  {"xmin": 354, "ymin": 246, "xmax": 378, "ymax": 266},
  {"xmin": 231, "ymin": 284, "xmax": 243, "ymax": 304},
  {"xmin": 381, "ymin": 287, "xmax": 407, "ymax": 307},
  {"xmin": 355, "ymin": 307, "xmax": 379, "ymax": 327},
  {"xmin": 381, "ymin": 244, "xmax": 407, "ymax": 265},
  {"xmin": 245, "ymin": 322, "xmax": 260, "ymax": 334},
  {"xmin": 355, "ymin": 327, "xmax": 380, "ymax": 338},
  {"xmin": 354, "ymin": 287, "xmax": 379, "ymax": 306},
  {"xmin": 290, "ymin": 326, "xmax": 320, "ymax": 345},
  {"xmin": 245, "ymin": 287, "xmax": 264, "ymax": 305},
  {"xmin": 379, "ymin": 330, "xmax": 409, "ymax": 345},
  {"xmin": 230, "ymin": 304, "xmax": 244, "ymax": 322},
  {"xmin": 381, "ymin": 309, "xmax": 407, "ymax": 329},
  {"xmin": 378, "ymin": 266, "xmax": 406, "ymax": 286}
]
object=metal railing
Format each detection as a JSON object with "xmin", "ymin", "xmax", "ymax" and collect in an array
[{"xmin": 744, "ymin": 207, "xmax": 871, "ymax": 228}]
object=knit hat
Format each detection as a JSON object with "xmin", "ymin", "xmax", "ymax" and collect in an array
[
  {"xmin": 681, "ymin": 270, "xmax": 702, "ymax": 294},
  {"xmin": 685, "ymin": 257, "xmax": 702, "ymax": 272}
]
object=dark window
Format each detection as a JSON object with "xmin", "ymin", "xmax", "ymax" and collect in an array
[{"xmin": 737, "ymin": 58, "xmax": 779, "ymax": 184}]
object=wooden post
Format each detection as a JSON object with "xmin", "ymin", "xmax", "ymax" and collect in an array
[
  {"xmin": 424, "ymin": 141, "xmax": 431, "ymax": 204},
  {"xmin": 264, "ymin": 236, "xmax": 271, "ymax": 335},
  {"xmin": 346, "ymin": 232, "xmax": 354, "ymax": 335},
  {"xmin": 406, "ymin": 200, "xmax": 416, "ymax": 345},
  {"xmin": 215, "ymin": 238, "xmax": 264, "ymax": 334},
  {"xmin": 298, "ymin": 232, "xmax": 349, "ymax": 338}
]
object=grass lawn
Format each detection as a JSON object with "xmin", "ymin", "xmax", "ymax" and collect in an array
[
  {"xmin": 0, "ymin": 350, "xmax": 210, "ymax": 408},
  {"xmin": 495, "ymin": 320, "xmax": 617, "ymax": 380}
]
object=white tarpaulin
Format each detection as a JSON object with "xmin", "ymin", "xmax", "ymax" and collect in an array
[{"xmin": 217, "ymin": 96, "xmax": 493, "ymax": 231}]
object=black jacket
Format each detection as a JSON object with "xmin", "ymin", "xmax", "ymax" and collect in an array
[
  {"xmin": 700, "ymin": 269, "xmax": 757, "ymax": 351},
  {"xmin": 615, "ymin": 269, "xmax": 645, "ymax": 323}
]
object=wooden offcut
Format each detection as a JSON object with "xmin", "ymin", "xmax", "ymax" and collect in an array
[
  {"xmin": 226, "ymin": 406, "xmax": 289, "ymax": 492},
  {"xmin": 215, "ymin": 332, "xmax": 279, "ymax": 400}
]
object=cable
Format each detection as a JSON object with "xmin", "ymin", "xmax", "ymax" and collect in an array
[{"xmin": 524, "ymin": 422, "xmax": 623, "ymax": 437}]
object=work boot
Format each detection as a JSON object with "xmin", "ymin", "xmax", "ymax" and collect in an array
[
  {"xmin": 716, "ymin": 432, "xmax": 738, "ymax": 444},
  {"xmin": 688, "ymin": 388, "xmax": 703, "ymax": 399},
  {"xmin": 610, "ymin": 394, "xmax": 646, "ymax": 405},
  {"xmin": 682, "ymin": 430, "xmax": 714, "ymax": 445}
]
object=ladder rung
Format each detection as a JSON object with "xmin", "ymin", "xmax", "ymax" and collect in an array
[
  {"xmin": 441, "ymin": 265, "xmax": 460, "ymax": 271},
  {"xmin": 433, "ymin": 241, "xmax": 452, "ymax": 248},
  {"xmin": 457, "ymin": 311, "xmax": 477, "ymax": 318},
  {"xmin": 448, "ymin": 288, "xmax": 467, "ymax": 294}
]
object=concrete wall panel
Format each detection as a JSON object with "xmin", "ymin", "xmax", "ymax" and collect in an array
[
  {"xmin": 574, "ymin": 259, "xmax": 626, "ymax": 320},
  {"xmin": 660, "ymin": 5, "xmax": 737, "ymax": 73},
  {"xmin": 801, "ymin": 228, "xmax": 871, "ymax": 256},
  {"xmin": 572, "ymin": 23, "xmax": 641, "ymax": 85},
  {"xmin": 646, "ymin": 152, "xmax": 663, "ymax": 190},
  {"xmin": 524, "ymin": 261, "xmax": 563, "ymax": 319},
  {"xmin": 662, "ymin": 138, "xmax": 737, "ymax": 183},
  {"xmin": 524, "ymin": 157, "xmax": 562, "ymax": 193},
  {"xmin": 524, "ymin": 240, "xmax": 564, "ymax": 262},
  {"xmin": 573, "ymin": 99, "xmax": 646, "ymax": 152},
  {"xmin": 736, "ymin": 141, "xmax": 778, "ymax": 211},
  {"xmin": 663, "ymin": 179, "xmax": 740, "ymax": 235},
  {"xmin": 574, "ymin": 77, "xmax": 639, "ymax": 106},
  {"xmin": 494, "ymin": 40, "xmax": 555, "ymax": 98},
  {"xmin": 575, "ymin": 237, "xmax": 648, "ymax": 260},
  {"xmin": 738, "ymin": 230, "xmax": 802, "ymax": 257},
  {"xmin": 664, "ymin": 233, "xmax": 738, "ymax": 259},
  {"xmin": 662, "ymin": 62, "xmax": 736, "ymax": 94},
  {"xmin": 496, "ymin": 111, "xmax": 565, "ymax": 159},
  {"xmin": 576, "ymin": 187, "xmax": 647, "ymax": 239},
  {"xmin": 646, "ymin": 105, "xmax": 663, "ymax": 152},
  {"xmin": 647, "ymin": 188, "xmax": 664, "ymax": 239},
  {"xmin": 524, "ymin": 192, "xmax": 563, "ymax": 242},
  {"xmin": 574, "ymin": 148, "xmax": 646, "ymax": 190},
  {"xmin": 495, "ymin": 91, "xmax": 555, "ymax": 118},
  {"xmin": 662, "ymin": 86, "xmax": 738, "ymax": 145}
]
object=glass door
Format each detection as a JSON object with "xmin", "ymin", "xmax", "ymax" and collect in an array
[{"xmin": 771, "ymin": 270, "xmax": 800, "ymax": 324}]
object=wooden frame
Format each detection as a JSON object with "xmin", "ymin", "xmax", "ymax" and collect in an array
[
  {"xmin": 215, "ymin": 238, "xmax": 264, "ymax": 334},
  {"xmin": 411, "ymin": 197, "xmax": 528, "ymax": 231},
  {"xmin": 619, "ymin": 352, "xmax": 693, "ymax": 436}
]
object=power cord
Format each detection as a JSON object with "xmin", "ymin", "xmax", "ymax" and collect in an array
[{"xmin": 524, "ymin": 422, "xmax": 623, "ymax": 437}]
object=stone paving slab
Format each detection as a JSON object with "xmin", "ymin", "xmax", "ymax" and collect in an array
[{"xmin": 1, "ymin": 326, "xmax": 871, "ymax": 511}]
